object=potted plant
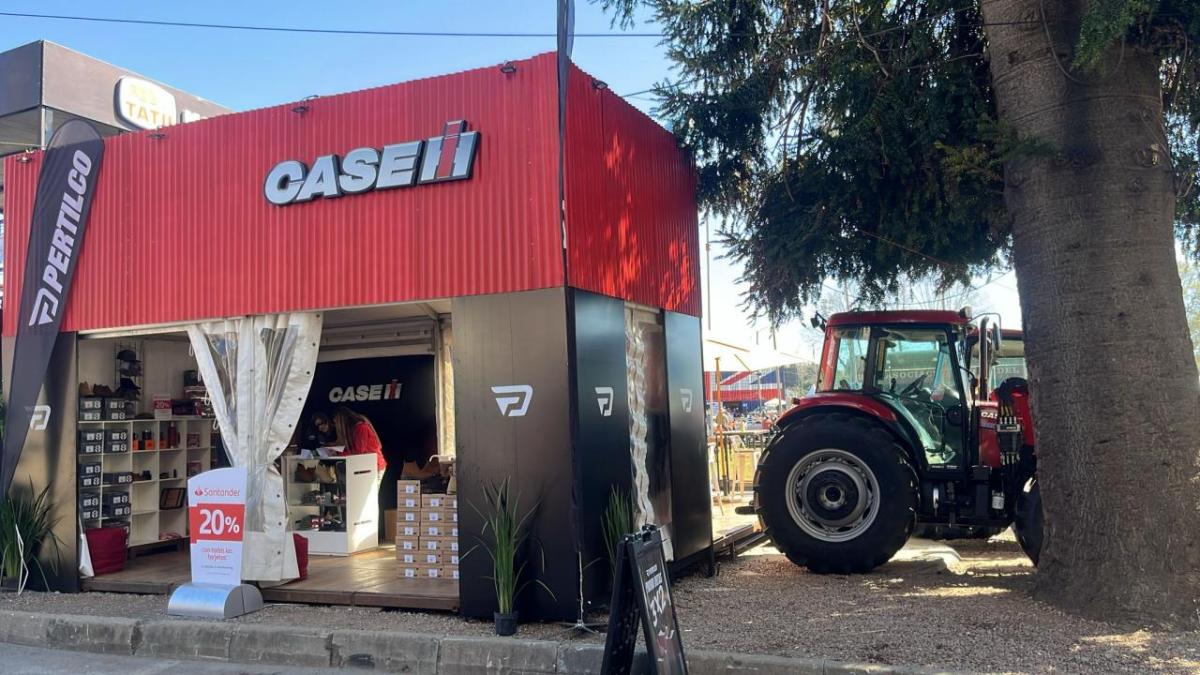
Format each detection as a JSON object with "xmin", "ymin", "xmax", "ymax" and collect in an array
[
  {"xmin": 601, "ymin": 487, "xmax": 636, "ymax": 582},
  {"xmin": 0, "ymin": 482, "xmax": 63, "ymax": 593},
  {"xmin": 471, "ymin": 478, "xmax": 553, "ymax": 636}
]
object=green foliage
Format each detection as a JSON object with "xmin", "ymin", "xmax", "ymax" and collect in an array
[
  {"xmin": 599, "ymin": 0, "xmax": 1200, "ymax": 324},
  {"xmin": 0, "ymin": 481, "xmax": 62, "ymax": 591},
  {"xmin": 601, "ymin": 487, "xmax": 636, "ymax": 577},
  {"xmin": 468, "ymin": 479, "xmax": 554, "ymax": 615}
]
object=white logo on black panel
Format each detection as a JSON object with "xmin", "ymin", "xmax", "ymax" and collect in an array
[
  {"xmin": 30, "ymin": 405, "xmax": 51, "ymax": 431},
  {"xmin": 594, "ymin": 386, "xmax": 614, "ymax": 417},
  {"xmin": 491, "ymin": 385, "xmax": 533, "ymax": 417},
  {"xmin": 680, "ymin": 389, "xmax": 694, "ymax": 414}
]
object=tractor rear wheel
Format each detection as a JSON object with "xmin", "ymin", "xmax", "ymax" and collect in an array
[
  {"xmin": 1014, "ymin": 478, "xmax": 1043, "ymax": 565},
  {"xmin": 755, "ymin": 413, "xmax": 917, "ymax": 574}
]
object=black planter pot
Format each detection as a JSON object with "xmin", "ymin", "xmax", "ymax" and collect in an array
[{"xmin": 494, "ymin": 611, "xmax": 519, "ymax": 636}]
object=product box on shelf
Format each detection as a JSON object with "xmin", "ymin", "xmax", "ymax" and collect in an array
[
  {"xmin": 396, "ymin": 509, "xmax": 421, "ymax": 524},
  {"xmin": 441, "ymin": 566, "xmax": 460, "ymax": 580},
  {"xmin": 80, "ymin": 429, "xmax": 104, "ymax": 444},
  {"xmin": 102, "ymin": 503, "xmax": 132, "ymax": 518},
  {"xmin": 422, "ymin": 523, "xmax": 458, "ymax": 538},
  {"xmin": 413, "ymin": 563, "xmax": 445, "ymax": 579},
  {"xmin": 80, "ymin": 475, "xmax": 101, "ymax": 488},
  {"xmin": 102, "ymin": 472, "xmax": 133, "ymax": 485},
  {"xmin": 79, "ymin": 494, "xmax": 100, "ymax": 509},
  {"xmin": 421, "ymin": 536, "xmax": 459, "ymax": 552},
  {"xmin": 80, "ymin": 409, "xmax": 102, "ymax": 422},
  {"xmin": 419, "ymin": 508, "xmax": 457, "ymax": 523},
  {"xmin": 397, "ymin": 493, "xmax": 420, "ymax": 510},
  {"xmin": 105, "ymin": 428, "xmax": 129, "ymax": 443},
  {"xmin": 416, "ymin": 551, "xmax": 442, "ymax": 566},
  {"xmin": 104, "ymin": 399, "xmax": 134, "ymax": 420},
  {"xmin": 421, "ymin": 494, "xmax": 456, "ymax": 509},
  {"xmin": 397, "ymin": 523, "xmax": 420, "ymax": 539},
  {"xmin": 397, "ymin": 565, "xmax": 421, "ymax": 579},
  {"xmin": 80, "ymin": 507, "xmax": 101, "ymax": 521},
  {"xmin": 79, "ymin": 441, "xmax": 103, "ymax": 455},
  {"xmin": 395, "ymin": 550, "xmax": 419, "ymax": 564},
  {"xmin": 102, "ymin": 492, "xmax": 130, "ymax": 506},
  {"xmin": 395, "ymin": 536, "xmax": 420, "ymax": 552},
  {"xmin": 397, "ymin": 479, "xmax": 421, "ymax": 496},
  {"xmin": 79, "ymin": 397, "xmax": 103, "ymax": 413},
  {"xmin": 105, "ymin": 440, "xmax": 129, "ymax": 454},
  {"xmin": 80, "ymin": 462, "xmax": 101, "ymax": 476}
]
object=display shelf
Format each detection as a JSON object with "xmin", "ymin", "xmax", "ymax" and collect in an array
[
  {"xmin": 285, "ymin": 454, "xmax": 378, "ymax": 556},
  {"xmin": 78, "ymin": 401, "xmax": 215, "ymax": 550}
]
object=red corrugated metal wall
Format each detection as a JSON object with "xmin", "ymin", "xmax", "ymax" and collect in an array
[
  {"xmin": 3, "ymin": 54, "xmax": 562, "ymax": 335},
  {"xmin": 563, "ymin": 64, "xmax": 701, "ymax": 317}
]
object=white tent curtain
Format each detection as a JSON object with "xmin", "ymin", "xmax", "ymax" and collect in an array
[{"xmin": 187, "ymin": 312, "xmax": 323, "ymax": 582}]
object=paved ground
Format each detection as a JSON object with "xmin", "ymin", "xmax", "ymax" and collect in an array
[
  {"xmin": 3, "ymin": 535, "xmax": 1199, "ymax": 674},
  {"xmin": 0, "ymin": 643, "xmax": 335, "ymax": 674}
]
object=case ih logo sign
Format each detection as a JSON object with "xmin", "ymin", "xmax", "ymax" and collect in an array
[
  {"xmin": 328, "ymin": 380, "xmax": 403, "ymax": 403},
  {"xmin": 264, "ymin": 120, "xmax": 479, "ymax": 206}
]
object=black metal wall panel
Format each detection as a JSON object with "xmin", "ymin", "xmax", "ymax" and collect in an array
[
  {"xmin": 663, "ymin": 311, "xmax": 713, "ymax": 562},
  {"xmin": 2, "ymin": 332, "xmax": 79, "ymax": 591},
  {"xmin": 568, "ymin": 290, "xmax": 633, "ymax": 607},
  {"xmin": 452, "ymin": 288, "xmax": 577, "ymax": 621}
]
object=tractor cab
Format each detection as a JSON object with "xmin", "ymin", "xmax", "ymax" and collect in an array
[{"xmin": 808, "ymin": 310, "xmax": 973, "ymax": 472}]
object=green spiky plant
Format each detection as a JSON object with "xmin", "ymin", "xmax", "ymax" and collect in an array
[
  {"xmin": 470, "ymin": 478, "xmax": 554, "ymax": 619},
  {"xmin": 0, "ymin": 481, "xmax": 63, "ymax": 592},
  {"xmin": 601, "ymin": 487, "xmax": 635, "ymax": 579}
]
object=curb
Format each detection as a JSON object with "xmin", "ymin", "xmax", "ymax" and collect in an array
[{"xmin": 0, "ymin": 609, "xmax": 957, "ymax": 674}]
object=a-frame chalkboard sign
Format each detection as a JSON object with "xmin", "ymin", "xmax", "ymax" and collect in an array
[{"xmin": 600, "ymin": 525, "xmax": 688, "ymax": 675}]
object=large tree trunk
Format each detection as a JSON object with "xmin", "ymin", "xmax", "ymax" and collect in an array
[{"xmin": 981, "ymin": 0, "xmax": 1200, "ymax": 625}]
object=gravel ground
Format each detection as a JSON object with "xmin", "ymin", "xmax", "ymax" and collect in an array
[{"xmin": 3, "ymin": 536, "xmax": 1198, "ymax": 674}]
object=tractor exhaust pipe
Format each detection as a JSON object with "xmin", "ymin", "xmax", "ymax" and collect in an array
[{"xmin": 978, "ymin": 317, "xmax": 991, "ymax": 400}]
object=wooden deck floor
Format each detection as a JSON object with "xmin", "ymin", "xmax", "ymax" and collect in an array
[{"xmin": 82, "ymin": 546, "xmax": 459, "ymax": 611}]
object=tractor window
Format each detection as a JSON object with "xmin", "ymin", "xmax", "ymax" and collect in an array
[
  {"xmin": 874, "ymin": 328, "xmax": 965, "ymax": 468},
  {"xmin": 819, "ymin": 327, "xmax": 869, "ymax": 391}
]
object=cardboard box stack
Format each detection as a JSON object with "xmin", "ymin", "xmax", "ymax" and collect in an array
[{"xmin": 395, "ymin": 480, "xmax": 459, "ymax": 580}]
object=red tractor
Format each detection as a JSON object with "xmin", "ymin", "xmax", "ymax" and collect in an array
[{"xmin": 752, "ymin": 310, "xmax": 1043, "ymax": 573}]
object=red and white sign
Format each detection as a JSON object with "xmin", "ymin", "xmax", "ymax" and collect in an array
[{"xmin": 187, "ymin": 467, "xmax": 247, "ymax": 586}]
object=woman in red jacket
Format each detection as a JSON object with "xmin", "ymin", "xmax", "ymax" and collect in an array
[{"xmin": 331, "ymin": 406, "xmax": 387, "ymax": 476}]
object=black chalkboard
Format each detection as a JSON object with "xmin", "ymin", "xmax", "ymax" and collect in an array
[{"xmin": 601, "ymin": 526, "xmax": 688, "ymax": 675}]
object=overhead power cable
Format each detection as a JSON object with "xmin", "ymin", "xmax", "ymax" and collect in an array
[{"xmin": 0, "ymin": 11, "xmax": 661, "ymax": 37}]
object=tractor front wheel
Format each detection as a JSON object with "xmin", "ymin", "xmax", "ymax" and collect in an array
[{"xmin": 755, "ymin": 413, "xmax": 917, "ymax": 574}]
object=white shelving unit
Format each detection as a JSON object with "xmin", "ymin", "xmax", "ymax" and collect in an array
[
  {"xmin": 78, "ymin": 416, "xmax": 217, "ymax": 548},
  {"xmin": 285, "ymin": 454, "xmax": 379, "ymax": 556}
]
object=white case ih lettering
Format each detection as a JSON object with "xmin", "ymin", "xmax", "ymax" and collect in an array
[{"xmin": 264, "ymin": 120, "xmax": 479, "ymax": 206}]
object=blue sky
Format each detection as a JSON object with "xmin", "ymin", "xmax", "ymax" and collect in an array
[{"xmin": 1, "ymin": 1, "xmax": 1022, "ymax": 355}]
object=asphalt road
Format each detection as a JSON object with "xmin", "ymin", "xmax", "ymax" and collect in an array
[{"xmin": 0, "ymin": 644, "xmax": 336, "ymax": 674}]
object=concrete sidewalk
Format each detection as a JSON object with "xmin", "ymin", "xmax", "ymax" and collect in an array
[{"xmin": 0, "ymin": 608, "xmax": 954, "ymax": 674}]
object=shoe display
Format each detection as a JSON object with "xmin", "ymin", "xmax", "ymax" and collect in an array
[
  {"xmin": 294, "ymin": 464, "xmax": 317, "ymax": 482},
  {"xmin": 316, "ymin": 462, "xmax": 338, "ymax": 483}
]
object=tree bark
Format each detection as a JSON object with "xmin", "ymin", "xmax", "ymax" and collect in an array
[{"xmin": 981, "ymin": 0, "xmax": 1200, "ymax": 626}]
